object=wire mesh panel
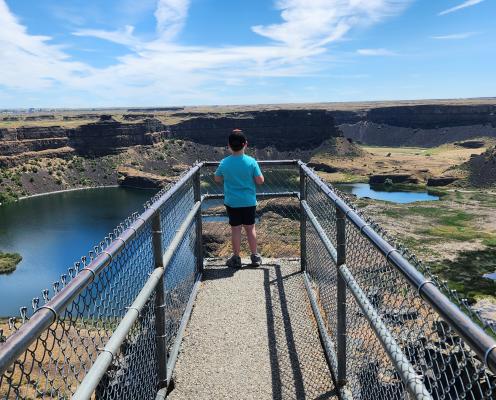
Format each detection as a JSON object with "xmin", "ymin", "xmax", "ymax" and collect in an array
[
  {"xmin": 163, "ymin": 222, "xmax": 198, "ymax": 353},
  {"xmin": 0, "ymin": 167, "xmax": 201, "ymax": 399},
  {"xmin": 95, "ymin": 296, "xmax": 159, "ymax": 400},
  {"xmin": 0, "ymin": 220, "xmax": 155, "ymax": 399},
  {"xmin": 200, "ymin": 163, "xmax": 300, "ymax": 259},
  {"xmin": 345, "ymin": 216, "xmax": 496, "ymax": 400},
  {"xmin": 302, "ymin": 165, "xmax": 496, "ymax": 400}
]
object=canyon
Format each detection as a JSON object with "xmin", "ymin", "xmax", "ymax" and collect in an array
[{"xmin": 1, "ymin": 100, "xmax": 496, "ymax": 200}]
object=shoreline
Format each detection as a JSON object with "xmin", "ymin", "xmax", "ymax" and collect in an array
[{"xmin": 16, "ymin": 185, "xmax": 120, "ymax": 202}]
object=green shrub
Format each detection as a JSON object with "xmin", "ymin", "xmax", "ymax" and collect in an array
[{"xmin": 0, "ymin": 252, "xmax": 23, "ymax": 274}]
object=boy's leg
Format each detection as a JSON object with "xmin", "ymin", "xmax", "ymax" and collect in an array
[
  {"xmin": 231, "ymin": 225, "xmax": 242, "ymax": 256},
  {"xmin": 244, "ymin": 224, "xmax": 257, "ymax": 254}
]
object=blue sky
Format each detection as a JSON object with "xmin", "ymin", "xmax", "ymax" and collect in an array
[{"xmin": 0, "ymin": 0, "xmax": 494, "ymax": 108}]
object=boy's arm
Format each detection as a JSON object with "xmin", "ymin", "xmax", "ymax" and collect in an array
[
  {"xmin": 253, "ymin": 161, "xmax": 264, "ymax": 185},
  {"xmin": 214, "ymin": 163, "xmax": 223, "ymax": 183}
]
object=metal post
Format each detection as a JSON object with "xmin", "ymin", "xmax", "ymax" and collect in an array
[
  {"xmin": 336, "ymin": 207, "xmax": 347, "ymax": 387},
  {"xmin": 152, "ymin": 211, "xmax": 168, "ymax": 389},
  {"xmin": 299, "ymin": 165, "xmax": 307, "ymax": 272},
  {"xmin": 193, "ymin": 169, "xmax": 204, "ymax": 273}
]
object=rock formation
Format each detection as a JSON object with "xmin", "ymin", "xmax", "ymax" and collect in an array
[
  {"xmin": 0, "ymin": 110, "xmax": 343, "ymax": 166},
  {"xmin": 117, "ymin": 166, "xmax": 171, "ymax": 189},
  {"xmin": 170, "ymin": 110, "xmax": 340, "ymax": 151},
  {"xmin": 465, "ymin": 145, "xmax": 496, "ymax": 187},
  {"xmin": 337, "ymin": 104, "xmax": 496, "ymax": 147}
]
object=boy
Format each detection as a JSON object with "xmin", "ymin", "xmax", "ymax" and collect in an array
[{"xmin": 214, "ymin": 129, "xmax": 264, "ymax": 268}]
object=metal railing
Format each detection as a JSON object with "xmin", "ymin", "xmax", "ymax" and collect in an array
[{"xmin": 0, "ymin": 160, "xmax": 495, "ymax": 399}]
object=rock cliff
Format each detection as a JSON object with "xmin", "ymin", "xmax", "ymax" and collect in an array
[
  {"xmin": 2, "ymin": 103, "xmax": 496, "ymax": 167},
  {"xmin": 170, "ymin": 110, "xmax": 340, "ymax": 151},
  {"xmin": 338, "ymin": 104, "xmax": 496, "ymax": 147},
  {"xmin": 0, "ymin": 110, "xmax": 342, "ymax": 166}
]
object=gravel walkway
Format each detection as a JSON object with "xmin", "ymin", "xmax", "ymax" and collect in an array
[{"xmin": 168, "ymin": 259, "xmax": 337, "ymax": 400}]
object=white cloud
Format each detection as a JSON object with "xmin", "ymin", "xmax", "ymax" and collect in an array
[
  {"xmin": 357, "ymin": 48, "xmax": 396, "ymax": 56},
  {"xmin": 0, "ymin": 0, "xmax": 90, "ymax": 90},
  {"xmin": 432, "ymin": 32, "xmax": 478, "ymax": 40},
  {"xmin": 73, "ymin": 25, "xmax": 140, "ymax": 47},
  {"xmin": 155, "ymin": 0, "xmax": 191, "ymax": 40},
  {"xmin": 252, "ymin": 0, "xmax": 412, "ymax": 48},
  {"xmin": 439, "ymin": 0, "xmax": 485, "ymax": 16},
  {"xmin": 0, "ymin": 0, "xmax": 412, "ymax": 106}
]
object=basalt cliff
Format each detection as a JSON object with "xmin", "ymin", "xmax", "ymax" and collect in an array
[
  {"xmin": 0, "ymin": 110, "xmax": 342, "ymax": 167},
  {"xmin": 336, "ymin": 104, "xmax": 496, "ymax": 147}
]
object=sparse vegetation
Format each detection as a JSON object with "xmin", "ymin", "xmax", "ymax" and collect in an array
[{"xmin": 0, "ymin": 252, "xmax": 22, "ymax": 274}]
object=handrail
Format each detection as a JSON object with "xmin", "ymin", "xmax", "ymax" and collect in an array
[
  {"xmin": 73, "ymin": 202, "xmax": 201, "ymax": 400},
  {"xmin": 0, "ymin": 163, "xmax": 203, "ymax": 376},
  {"xmin": 203, "ymin": 159, "xmax": 298, "ymax": 167},
  {"xmin": 299, "ymin": 161, "xmax": 496, "ymax": 374}
]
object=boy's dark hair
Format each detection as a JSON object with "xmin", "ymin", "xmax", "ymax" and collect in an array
[{"xmin": 228, "ymin": 129, "xmax": 247, "ymax": 151}]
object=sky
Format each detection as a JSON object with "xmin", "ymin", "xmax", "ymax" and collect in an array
[{"xmin": 0, "ymin": 0, "xmax": 495, "ymax": 108}]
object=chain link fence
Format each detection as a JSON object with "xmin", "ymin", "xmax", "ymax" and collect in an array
[
  {"xmin": 1, "ymin": 160, "xmax": 495, "ymax": 400},
  {"xmin": 302, "ymin": 163, "xmax": 496, "ymax": 400},
  {"xmin": 0, "ymin": 165, "xmax": 202, "ymax": 399},
  {"xmin": 200, "ymin": 162, "xmax": 301, "ymax": 260}
]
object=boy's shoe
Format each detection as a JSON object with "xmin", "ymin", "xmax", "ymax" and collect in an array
[
  {"xmin": 250, "ymin": 253, "xmax": 262, "ymax": 267},
  {"xmin": 226, "ymin": 255, "xmax": 242, "ymax": 268}
]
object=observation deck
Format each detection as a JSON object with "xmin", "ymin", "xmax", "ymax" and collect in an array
[{"xmin": 0, "ymin": 161, "xmax": 495, "ymax": 400}]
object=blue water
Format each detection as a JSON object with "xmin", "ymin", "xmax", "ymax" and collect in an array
[
  {"xmin": 335, "ymin": 183, "xmax": 439, "ymax": 204},
  {"xmin": 0, "ymin": 187, "xmax": 157, "ymax": 317}
]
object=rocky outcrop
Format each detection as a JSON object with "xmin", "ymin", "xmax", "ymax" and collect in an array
[
  {"xmin": 170, "ymin": 110, "xmax": 341, "ymax": 151},
  {"xmin": 454, "ymin": 140, "xmax": 486, "ymax": 149},
  {"xmin": 338, "ymin": 104, "xmax": 496, "ymax": 147},
  {"xmin": 427, "ymin": 177, "xmax": 459, "ymax": 186},
  {"xmin": 465, "ymin": 146, "xmax": 496, "ymax": 187},
  {"xmin": 117, "ymin": 166, "xmax": 171, "ymax": 189},
  {"xmin": 68, "ymin": 117, "xmax": 166, "ymax": 155},
  {"xmin": 307, "ymin": 162, "xmax": 340, "ymax": 173}
]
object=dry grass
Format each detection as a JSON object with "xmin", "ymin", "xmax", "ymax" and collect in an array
[{"xmin": 312, "ymin": 142, "xmax": 493, "ymax": 184}]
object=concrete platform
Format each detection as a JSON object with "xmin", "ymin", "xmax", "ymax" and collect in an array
[{"xmin": 168, "ymin": 259, "xmax": 338, "ymax": 400}]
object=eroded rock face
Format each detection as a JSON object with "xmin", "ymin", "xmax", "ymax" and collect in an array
[
  {"xmin": 466, "ymin": 146, "xmax": 496, "ymax": 187},
  {"xmin": 68, "ymin": 118, "xmax": 166, "ymax": 155},
  {"xmin": 338, "ymin": 104, "xmax": 496, "ymax": 147},
  {"xmin": 170, "ymin": 110, "xmax": 341, "ymax": 151},
  {"xmin": 0, "ymin": 110, "xmax": 343, "ymax": 165},
  {"xmin": 427, "ymin": 177, "xmax": 458, "ymax": 186}
]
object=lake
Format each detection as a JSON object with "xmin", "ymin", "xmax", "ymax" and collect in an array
[
  {"xmin": 335, "ymin": 183, "xmax": 440, "ymax": 204},
  {"xmin": 0, "ymin": 187, "xmax": 157, "ymax": 317}
]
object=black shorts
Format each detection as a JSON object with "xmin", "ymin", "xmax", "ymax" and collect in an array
[{"xmin": 225, "ymin": 205, "xmax": 256, "ymax": 226}]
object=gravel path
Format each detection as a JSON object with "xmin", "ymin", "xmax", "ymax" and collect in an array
[{"xmin": 168, "ymin": 259, "xmax": 337, "ymax": 400}]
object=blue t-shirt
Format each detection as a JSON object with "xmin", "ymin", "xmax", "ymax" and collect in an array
[{"xmin": 214, "ymin": 155, "xmax": 262, "ymax": 207}]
